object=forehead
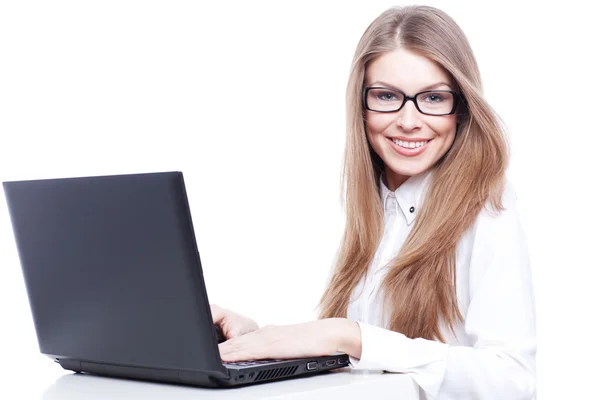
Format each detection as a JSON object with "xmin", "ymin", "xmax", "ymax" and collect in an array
[{"xmin": 365, "ymin": 47, "xmax": 453, "ymax": 92}]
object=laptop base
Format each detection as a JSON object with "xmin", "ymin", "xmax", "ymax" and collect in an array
[{"xmin": 58, "ymin": 354, "xmax": 349, "ymax": 388}]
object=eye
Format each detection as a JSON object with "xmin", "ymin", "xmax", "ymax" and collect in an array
[
  {"xmin": 376, "ymin": 91, "xmax": 399, "ymax": 101},
  {"xmin": 421, "ymin": 92, "xmax": 451, "ymax": 103}
]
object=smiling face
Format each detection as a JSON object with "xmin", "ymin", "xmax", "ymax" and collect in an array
[{"xmin": 364, "ymin": 47, "xmax": 459, "ymax": 191}]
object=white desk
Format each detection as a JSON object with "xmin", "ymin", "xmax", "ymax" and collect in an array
[{"xmin": 33, "ymin": 368, "xmax": 420, "ymax": 400}]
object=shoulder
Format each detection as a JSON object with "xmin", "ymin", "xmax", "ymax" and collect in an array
[
  {"xmin": 464, "ymin": 179, "xmax": 531, "ymax": 289},
  {"xmin": 456, "ymin": 179, "xmax": 526, "ymax": 261},
  {"xmin": 456, "ymin": 180, "xmax": 524, "ymax": 256},
  {"xmin": 474, "ymin": 179, "xmax": 521, "ymax": 233}
]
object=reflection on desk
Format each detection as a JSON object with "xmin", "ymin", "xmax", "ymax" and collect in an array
[{"xmin": 42, "ymin": 368, "xmax": 420, "ymax": 400}]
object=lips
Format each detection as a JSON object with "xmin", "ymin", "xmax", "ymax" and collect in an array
[{"xmin": 387, "ymin": 137, "xmax": 431, "ymax": 157}]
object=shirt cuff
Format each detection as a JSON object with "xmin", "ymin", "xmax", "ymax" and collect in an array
[{"xmin": 348, "ymin": 321, "xmax": 449, "ymax": 398}]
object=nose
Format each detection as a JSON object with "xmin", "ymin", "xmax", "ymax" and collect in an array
[{"xmin": 395, "ymin": 99, "xmax": 422, "ymax": 130}]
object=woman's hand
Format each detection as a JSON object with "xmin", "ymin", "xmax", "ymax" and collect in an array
[
  {"xmin": 210, "ymin": 304, "xmax": 260, "ymax": 340},
  {"xmin": 218, "ymin": 318, "xmax": 362, "ymax": 362}
]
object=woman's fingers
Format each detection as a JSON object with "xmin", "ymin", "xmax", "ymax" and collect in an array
[
  {"xmin": 218, "ymin": 321, "xmax": 339, "ymax": 362},
  {"xmin": 210, "ymin": 304, "xmax": 225, "ymax": 324},
  {"xmin": 210, "ymin": 304, "xmax": 260, "ymax": 340},
  {"xmin": 219, "ymin": 332, "xmax": 265, "ymax": 361}
]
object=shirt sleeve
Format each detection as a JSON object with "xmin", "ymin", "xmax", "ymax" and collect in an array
[{"xmin": 348, "ymin": 182, "xmax": 537, "ymax": 400}]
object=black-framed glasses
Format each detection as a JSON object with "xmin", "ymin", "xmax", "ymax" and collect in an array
[{"xmin": 363, "ymin": 86, "xmax": 460, "ymax": 116}]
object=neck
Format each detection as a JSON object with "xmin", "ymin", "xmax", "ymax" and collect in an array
[{"xmin": 383, "ymin": 167, "xmax": 409, "ymax": 192}]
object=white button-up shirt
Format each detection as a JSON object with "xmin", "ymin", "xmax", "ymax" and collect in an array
[{"xmin": 345, "ymin": 170, "xmax": 537, "ymax": 400}]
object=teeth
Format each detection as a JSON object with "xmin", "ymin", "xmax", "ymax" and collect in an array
[{"xmin": 392, "ymin": 139, "xmax": 429, "ymax": 148}]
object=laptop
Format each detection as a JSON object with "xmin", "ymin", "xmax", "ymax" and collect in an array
[{"xmin": 2, "ymin": 171, "xmax": 349, "ymax": 387}]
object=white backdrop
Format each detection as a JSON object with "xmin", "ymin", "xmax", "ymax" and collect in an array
[{"xmin": 1, "ymin": 1, "xmax": 598, "ymax": 398}]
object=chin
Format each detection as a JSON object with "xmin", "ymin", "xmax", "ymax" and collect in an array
[
  {"xmin": 387, "ymin": 163, "xmax": 429, "ymax": 178},
  {"xmin": 391, "ymin": 168, "xmax": 427, "ymax": 179}
]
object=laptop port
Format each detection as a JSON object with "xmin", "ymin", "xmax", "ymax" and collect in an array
[
  {"xmin": 325, "ymin": 360, "xmax": 336, "ymax": 366},
  {"xmin": 306, "ymin": 362, "xmax": 318, "ymax": 370},
  {"xmin": 338, "ymin": 358, "xmax": 346, "ymax": 365}
]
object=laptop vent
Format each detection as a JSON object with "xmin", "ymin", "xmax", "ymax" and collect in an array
[{"xmin": 254, "ymin": 365, "xmax": 299, "ymax": 382}]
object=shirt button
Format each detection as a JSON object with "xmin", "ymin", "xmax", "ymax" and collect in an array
[{"xmin": 409, "ymin": 206, "xmax": 415, "ymax": 213}]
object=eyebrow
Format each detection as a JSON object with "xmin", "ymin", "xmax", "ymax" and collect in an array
[{"xmin": 369, "ymin": 81, "xmax": 453, "ymax": 92}]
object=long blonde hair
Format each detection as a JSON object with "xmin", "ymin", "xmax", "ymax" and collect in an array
[{"xmin": 318, "ymin": 5, "xmax": 509, "ymax": 342}]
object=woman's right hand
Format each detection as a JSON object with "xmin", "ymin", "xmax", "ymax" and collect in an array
[{"xmin": 210, "ymin": 304, "xmax": 260, "ymax": 340}]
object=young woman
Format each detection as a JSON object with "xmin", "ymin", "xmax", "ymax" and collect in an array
[{"xmin": 212, "ymin": 5, "xmax": 536, "ymax": 399}]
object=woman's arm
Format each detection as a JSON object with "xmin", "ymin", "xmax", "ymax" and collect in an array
[
  {"xmin": 331, "ymin": 318, "xmax": 363, "ymax": 358},
  {"xmin": 217, "ymin": 183, "xmax": 536, "ymax": 400}
]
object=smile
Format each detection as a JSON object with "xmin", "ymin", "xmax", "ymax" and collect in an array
[
  {"xmin": 387, "ymin": 137, "xmax": 432, "ymax": 157},
  {"xmin": 392, "ymin": 138, "xmax": 429, "ymax": 148}
]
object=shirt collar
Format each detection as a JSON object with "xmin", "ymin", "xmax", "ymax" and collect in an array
[{"xmin": 379, "ymin": 169, "xmax": 434, "ymax": 225}]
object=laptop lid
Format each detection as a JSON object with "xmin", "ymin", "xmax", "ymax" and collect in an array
[{"xmin": 3, "ymin": 171, "xmax": 228, "ymax": 379}]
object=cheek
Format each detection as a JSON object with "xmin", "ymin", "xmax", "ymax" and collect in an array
[
  {"xmin": 433, "ymin": 121, "xmax": 457, "ymax": 158},
  {"xmin": 365, "ymin": 129, "xmax": 379, "ymax": 153},
  {"xmin": 365, "ymin": 115, "xmax": 385, "ymax": 149},
  {"xmin": 365, "ymin": 113, "xmax": 391, "ymax": 134},
  {"xmin": 431, "ymin": 117, "xmax": 457, "ymax": 138}
]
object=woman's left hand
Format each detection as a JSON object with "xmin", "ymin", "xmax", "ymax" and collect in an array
[{"xmin": 218, "ymin": 318, "xmax": 356, "ymax": 362}]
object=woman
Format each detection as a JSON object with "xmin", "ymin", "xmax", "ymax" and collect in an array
[{"xmin": 212, "ymin": 5, "xmax": 536, "ymax": 399}]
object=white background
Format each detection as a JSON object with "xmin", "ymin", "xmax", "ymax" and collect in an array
[{"xmin": 1, "ymin": 0, "xmax": 598, "ymax": 398}]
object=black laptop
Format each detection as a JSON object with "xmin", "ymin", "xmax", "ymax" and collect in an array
[{"xmin": 2, "ymin": 171, "xmax": 349, "ymax": 387}]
